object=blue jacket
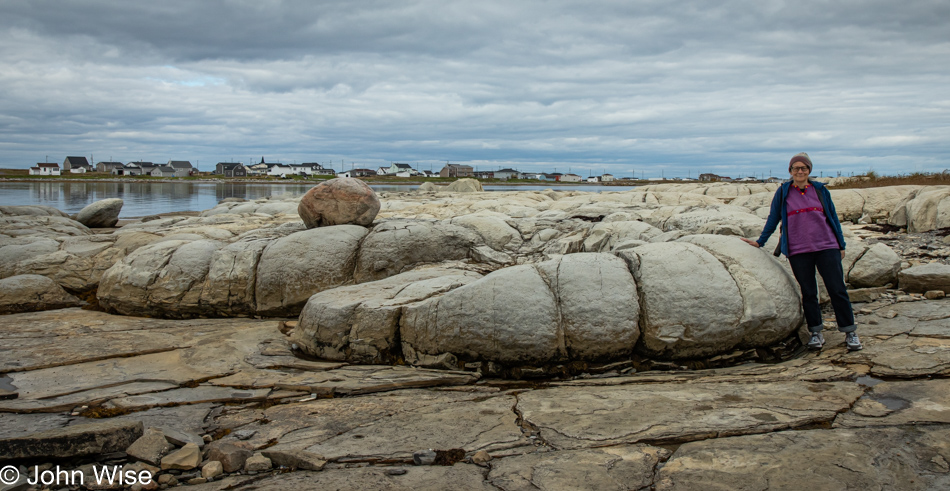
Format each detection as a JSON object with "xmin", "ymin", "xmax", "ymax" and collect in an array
[{"xmin": 755, "ymin": 180, "xmax": 846, "ymax": 257}]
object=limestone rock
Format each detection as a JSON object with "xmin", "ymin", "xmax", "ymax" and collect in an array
[
  {"xmin": 899, "ymin": 263, "xmax": 950, "ymax": 294},
  {"xmin": 0, "ymin": 419, "xmax": 143, "ymax": 461},
  {"xmin": 298, "ymin": 178, "xmax": 380, "ymax": 228},
  {"xmin": 160, "ymin": 442, "xmax": 201, "ymax": 470},
  {"xmin": 445, "ymin": 178, "xmax": 483, "ymax": 192},
  {"xmin": 260, "ymin": 449, "xmax": 327, "ymax": 471},
  {"xmin": 417, "ymin": 182, "xmax": 438, "ymax": 192},
  {"xmin": 293, "ymin": 268, "xmax": 482, "ymax": 363},
  {"xmin": 76, "ymin": 198, "xmax": 124, "ymax": 228},
  {"xmin": 255, "ymin": 226, "xmax": 369, "ymax": 316},
  {"xmin": 126, "ymin": 428, "xmax": 172, "ymax": 466},
  {"xmin": 488, "ymin": 445, "xmax": 670, "ymax": 491},
  {"xmin": 400, "ymin": 254, "xmax": 639, "ymax": 364},
  {"xmin": 201, "ymin": 460, "xmax": 223, "ymax": 479},
  {"xmin": 0, "ymin": 205, "xmax": 70, "ymax": 217},
  {"xmin": 245, "ymin": 452, "xmax": 273, "ymax": 472},
  {"xmin": 888, "ymin": 186, "xmax": 950, "ymax": 232},
  {"xmin": 848, "ymin": 242, "xmax": 901, "ymax": 288},
  {"xmin": 205, "ymin": 441, "xmax": 252, "ymax": 473},
  {"xmin": 354, "ymin": 221, "xmax": 478, "ymax": 283},
  {"xmin": 655, "ymin": 426, "xmax": 950, "ymax": 490},
  {"xmin": 0, "ymin": 274, "xmax": 82, "ymax": 315}
]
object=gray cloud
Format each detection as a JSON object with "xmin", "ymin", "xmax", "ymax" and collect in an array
[{"xmin": 1, "ymin": 0, "xmax": 948, "ymax": 176}]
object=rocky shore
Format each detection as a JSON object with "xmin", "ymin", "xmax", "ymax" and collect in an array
[{"xmin": 1, "ymin": 180, "xmax": 949, "ymax": 489}]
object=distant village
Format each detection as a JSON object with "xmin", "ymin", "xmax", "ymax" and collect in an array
[{"xmin": 27, "ymin": 156, "xmax": 783, "ymax": 183}]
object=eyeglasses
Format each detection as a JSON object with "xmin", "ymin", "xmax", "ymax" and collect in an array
[{"xmin": 791, "ymin": 166, "xmax": 810, "ymax": 173}]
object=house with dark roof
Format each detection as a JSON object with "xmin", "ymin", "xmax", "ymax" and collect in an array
[
  {"xmin": 216, "ymin": 162, "xmax": 248, "ymax": 177},
  {"xmin": 63, "ymin": 156, "xmax": 89, "ymax": 171},
  {"xmin": 96, "ymin": 161, "xmax": 125, "ymax": 173},
  {"xmin": 494, "ymin": 168, "xmax": 520, "ymax": 180}
]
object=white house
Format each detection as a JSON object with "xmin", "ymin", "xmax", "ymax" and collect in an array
[
  {"xmin": 587, "ymin": 176, "xmax": 600, "ymax": 183},
  {"xmin": 151, "ymin": 166, "xmax": 177, "ymax": 178},
  {"xmin": 267, "ymin": 165, "xmax": 294, "ymax": 177},
  {"xmin": 376, "ymin": 167, "xmax": 390, "ymax": 175},
  {"xmin": 601, "ymin": 174, "xmax": 615, "ymax": 182},
  {"xmin": 561, "ymin": 173, "xmax": 582, "ymax": 182},
  {"xmin": 29, "ymin": 163, "xmax": 61, "ymax": 176}
]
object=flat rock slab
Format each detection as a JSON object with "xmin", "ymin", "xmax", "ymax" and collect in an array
[
  {"xmin": 0, "ymin": 412, "xmax": 71, "ymax": 439},
  {"xmin": 209, "ymin": 365, "xmax": 480, "ymax": 396},
  {"xmin": 0, "ymin": 381, "xmax": 178, "ymax": 413},
  {"xmin": 104, "ymin": 386, "xmax": 292, "ymax": 411},
  {"xmin": 215, "ymin": 388, "xmax": 529, "ymax": 460},
  {"xmin": 854, "ymin": 300, "xmax": 950, "ymax": 338},
  {"xmin": 552, "ymin": 358, "xmax": 859, "ymax": 388},
  {"xmin": 853, "ymin": 334, "xmax": 950, "ymax": 378},
  {"xmin": 655, "ymin": 426, "xmax": 950, "ymax": 490},
  {"xmin": 0, "ymin": 308, "xmax": 284, "ymax": 373},
  {"xmin": 836, "ymin": 379, "xmax": 950, "ymax": 427},
  {"xmin": 517, "ymin": 381, "xmax": 865, "ymax": 449},
  {"xmin": 487, "ymin": 445, "xmax": 670, "ymax": 491},
  {"xmin": 191, "ymin": 465, "xmax": 491, "ymax": 491},
  {"xmin": 0, "ymin": 419, "xmax": 142, "ymax": 461}
]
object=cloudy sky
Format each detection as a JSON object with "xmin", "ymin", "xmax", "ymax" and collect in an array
[{"xmin": 1, "ymin": 0, "xmax": 948, "ymax": 177}]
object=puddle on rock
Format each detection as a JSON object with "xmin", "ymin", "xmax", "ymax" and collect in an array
[{"xmin": 871, "ymin": 396, "xmax": 911, "ymax": 411}]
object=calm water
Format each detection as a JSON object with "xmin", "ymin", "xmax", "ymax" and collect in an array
[{"xmin": 0, "ymin": 181, "xmax": 637, "ymax": 217}]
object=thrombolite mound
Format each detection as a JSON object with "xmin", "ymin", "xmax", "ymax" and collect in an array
[
  {"xmin": 75, "ymin": 198, "xmax": 123, "ymax": 228},
  {"xmin": 293, "ymin": 238, "xmax": 804, "ymax": 369}
]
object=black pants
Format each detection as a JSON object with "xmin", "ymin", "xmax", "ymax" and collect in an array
[{"xmin": 788, "ymin": 248, "xmax": 855, "ymax": 333}]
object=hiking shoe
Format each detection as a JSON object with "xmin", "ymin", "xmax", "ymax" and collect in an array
[
  {"xmin": 807, "ymin": 332, "xmax": 825, "ymax": 350},
  {"xmin": 845, "ymin": 332, "xmax": 863, "ymax": 351}
]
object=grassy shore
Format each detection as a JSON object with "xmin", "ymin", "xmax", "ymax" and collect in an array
[{"xmin": 828, "ymin": 171, "xmax": 950, "ymax": 189}]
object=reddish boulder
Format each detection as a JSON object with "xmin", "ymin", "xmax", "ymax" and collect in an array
[{"xmin": 298, "ymin": 178, "xmax": 380, "ymax": 228}]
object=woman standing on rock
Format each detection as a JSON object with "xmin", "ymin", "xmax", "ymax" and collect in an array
[{"xmin": 741, "ymin": 152, "xmax": 861, "ymax": 351}]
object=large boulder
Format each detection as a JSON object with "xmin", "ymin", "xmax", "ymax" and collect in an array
[
  {"xmin": 298, "ymin": 178, "xmax": 380, "ymax": 228},
  {"xmin": 293, "ymin": 268, "xmax": 484, "ymax": 363},
  {"xmin": 0, "ymin": 274, "xmax": 82, "ymax": 314},
  {"xmin": 255, "ymin": 226, "xmax": 369, "ymax": 316},
  {"xmin": 354, "ymin": 221, "xmax": 479, "ymax": 283},
  {"xmin": 888, "ymin": 186, "xmax": 950, "ymax": 232},
  {"xmin": 399, "ymin": 254, "xmax": 640, "ymax": 365},
  {"xmin": 632, "ymin": 238, "xmax": 802, "ymax": 359},
  {"xmin": 75, "ymin": 198, "xmax": 124, "ymax": 228},
  {"xmin": 445, "ymin": 178, "xmax": 483, "ymax": 192},
  {"xmin": 847, "ymin": 242, "xmax": 901, "ymax": 288},
  {"xmin": 898, "ymin": 263, "xmax": 950, "ymax": 294}
]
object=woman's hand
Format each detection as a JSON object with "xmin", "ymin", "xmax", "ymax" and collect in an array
[
  {"xmin": 740, "ymin": 238, "xmax": 760, "ymax": 248},
  {"xmin": 841, "ymin": 250, "xmax": 846, "ymax": 259}
]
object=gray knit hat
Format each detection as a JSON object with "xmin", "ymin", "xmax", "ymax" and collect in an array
[{"xmin": 789, "ymin": 152, "xmax": 812, "ymax": 172}]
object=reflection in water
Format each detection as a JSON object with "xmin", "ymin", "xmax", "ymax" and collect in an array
[{"xmin": 1, "ymin": 181, "xmax": 637, "ymax": 217}]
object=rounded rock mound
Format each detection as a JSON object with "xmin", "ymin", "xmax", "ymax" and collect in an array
[
  {"xmin": 76, "ymin": 198, "xmax": 123, "ymax": 228},
  {"xmin": 298, "ymin": 178, "xmax": 380, "ymax": 228}
]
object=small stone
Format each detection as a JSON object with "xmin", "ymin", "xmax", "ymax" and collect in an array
[
  {"xmin": 160, "ymin": 443, "xmax": 201, "ymax": 470},
  {"xmin": 413, "ymin": 449, "xmax": 437, "ymax": 466},
  {"xmin": 925, "ymin": 290, "xmax": 946, "ymax": 300},
  {"xmin": 126, "ymin": 428, "xmax": 172, "ymax": 466},
  {"xmin": 204, "ymin": 441, "xmax": 252, "ymax": 473},
  {"xmin": 471, "ymin": 450, "xmax": 492, "ymax": 465},
  {"xmin": 157, "ymin": 474, "xmax": 175, "ymax": 485},
  {"xmin": 261, "ymin": 449, "xmax": 327, "ymax": 471},
  {"xmin": 386, "ymin": 468, "xmax": 408, "ymax": 476},
  {"xmin": 161, "ymin": 428, "xmax": 204, "ymax": 448},
  {"xmin": 202, "ymin": 435, "xmax": 213, "ymax": 443},
  {"xmin": 244, "ymin": 453, "xmax": 272, "ymax": 472},
  {"xmin": 201, "ymin": 461, "xmax": 223, "ymax": 479},
  {"xmin": 186, "ymin": 477, "xmax": 208, "ymax": 485},
  {"xmin": 879, "ymin": 310, "xmax": 899, "ymax": 319},
  {"xmin": 233, "ymin": 429, "xmax": 257, "ymax": 440}
]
